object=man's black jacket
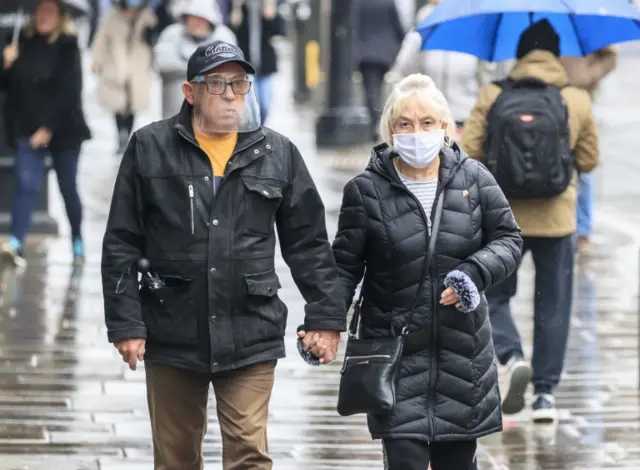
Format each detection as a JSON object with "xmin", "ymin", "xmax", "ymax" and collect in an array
[{"xmin": 101, "ymin": 105, "xmax": 345, "ymax": 373}]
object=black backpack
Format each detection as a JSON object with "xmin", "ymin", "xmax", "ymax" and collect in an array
[{"xmin": 483, "ymin": 77, "xmax": 573, "ymax": 199}]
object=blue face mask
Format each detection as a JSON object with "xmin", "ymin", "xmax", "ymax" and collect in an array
[{"xmin": 125, "ymin": 0, "xmax": 145, "ymax": 8}]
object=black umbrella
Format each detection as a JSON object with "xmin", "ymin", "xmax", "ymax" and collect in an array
[
  {"xmin": 0, "ymin": 0, "xmax": 91, "ymax": 44},
  {"xmin": 0, "ymin": 0, "xmax": 91, "ymax": 17}
]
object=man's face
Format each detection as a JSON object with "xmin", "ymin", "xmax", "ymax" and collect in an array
[{"xmin": 182, "ymin": 62, "xmax": 249, "ymax": 133}]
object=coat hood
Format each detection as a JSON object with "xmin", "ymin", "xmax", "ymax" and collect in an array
[
  {"xmin": 180, "ymin": 0, "xmax": 222, "ymax": 26},
  {"xmin": 508, "ymin": 50, "xmax": 569, "ymax": 87}
]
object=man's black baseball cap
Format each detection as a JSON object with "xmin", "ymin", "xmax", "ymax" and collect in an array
[{"xmin": 186, "ymin": 41, "xmax": 256, "ymax": 81}]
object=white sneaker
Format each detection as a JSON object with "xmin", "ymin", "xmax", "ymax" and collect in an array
[
  {"xmin": 0, "ymin": 242, "xmax": 27, "ymax": 270},
  {"xmin": 501, "ymin": 356, "xmax": 532, "ymax": 415},
  {"xmin": 532, "ymin": 393, "xmax": 557, "ymax": 423}
]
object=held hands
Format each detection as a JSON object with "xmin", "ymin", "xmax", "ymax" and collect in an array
[
  {"xmin": 114, "ymin": 338, "xmax": 146, "ymax": 370},
  {"xmin": 3, "ymin": 44, "xmax": 19, "ymax": 69},
  {"xmin": 296, "ymin": 329, "xmax": 340, "ymax": 364}
]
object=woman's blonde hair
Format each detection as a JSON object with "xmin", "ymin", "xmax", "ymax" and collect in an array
[
  {"xmin": 379, "ymin": 73, "xmax": 457, "ymax": 146},
  {"xmin": 23, "ymin": 1, "xmax": 75, "ymax": 44}
]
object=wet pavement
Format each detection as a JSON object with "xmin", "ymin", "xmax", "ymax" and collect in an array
[{"xmin": 0, "ymin": 43, "xmax": 639, "ymax": 469}]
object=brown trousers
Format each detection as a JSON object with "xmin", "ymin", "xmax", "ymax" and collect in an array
[{"xmin": 145, "ymin": 360, "xmax": 276, "ymax": 470}]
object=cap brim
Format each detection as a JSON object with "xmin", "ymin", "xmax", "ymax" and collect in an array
[{"xmin": 197, "ymin": 58, "xmax": 256, "ymax": 77}]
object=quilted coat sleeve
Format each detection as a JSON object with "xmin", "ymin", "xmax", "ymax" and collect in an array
[
  {"xmin": 331, "ymin": 178, "xmax": 368, "ymax": 312},
  {"xmin": 456, "ymin": 162, "xmax": 523, "ymax": 292}
]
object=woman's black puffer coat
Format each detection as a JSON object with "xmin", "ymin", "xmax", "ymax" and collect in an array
[{"xmin": 332, "ymin": 143, "xmax": 523, "ymax": 442}]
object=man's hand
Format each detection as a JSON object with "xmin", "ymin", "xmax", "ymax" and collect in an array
[
  {"xmin": 30, "ymin": 127, "xmax": 52, "ymax": 149},
  {"xmin": 114, "ymin": 338, "xmax": 146, "ymax": 370},
  {"xmin": 297, "ymin": 329, "xmax": 340, "ymax": 364}
]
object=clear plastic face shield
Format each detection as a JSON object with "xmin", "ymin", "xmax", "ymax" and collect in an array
[{"xmin": 188, "ymin": 66, "xmax": 261, "ymax": 134}]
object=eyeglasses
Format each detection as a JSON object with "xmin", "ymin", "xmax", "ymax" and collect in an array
[{"xmin": 191, "ymin": 75, "xmax": 252, "ymax": 95}]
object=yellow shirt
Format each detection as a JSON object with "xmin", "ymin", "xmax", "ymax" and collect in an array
[{"xmin": 194, "ymin": 129, "xmax": 238, "ymax": 191}]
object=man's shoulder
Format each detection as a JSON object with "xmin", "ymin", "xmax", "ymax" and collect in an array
[
  {"xmin": 261, "ymin": 126, "xmax": 295, "ymax": 153},
  {"xmin": 134, "ymin": 116, "xmax": 178, "ymax": 138},
  {"xmin": 131, "ymin": 116, "xmax": 180, "ymax": 153}
]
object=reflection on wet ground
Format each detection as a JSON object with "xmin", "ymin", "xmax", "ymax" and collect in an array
[
  {"xmin": 0, "ymin": 45, "xmax": 639, "ymax": 470},
  {"xmin": 0, "ymin": 233, "xmax": 637, "ymax": 470}
]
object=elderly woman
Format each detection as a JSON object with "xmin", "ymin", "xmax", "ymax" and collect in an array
[{"xmin": 330, "ymin": 74, "xmax": 522, "ymax": 469}]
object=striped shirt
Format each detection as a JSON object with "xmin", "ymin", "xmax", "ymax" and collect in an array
[{"xmin": 395, "ymin": 163, "xmax": 439, "ymax": 234}]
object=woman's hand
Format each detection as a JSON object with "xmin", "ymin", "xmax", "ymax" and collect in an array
[
  {"xmin": 440, "ymin": 287, "xmax": 462, "ymax": 310},
  {"xmin": 30, "ymin": 128, "xmax": 52, "ymax": 149},
  {"xmin": 3, "ymin": 44, "xmax": 19, "ymax": 69}
]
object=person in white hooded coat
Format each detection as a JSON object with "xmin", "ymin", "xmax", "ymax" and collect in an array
[
  {"xmin": 154, "ymin": 0, "xmax": 237, "ymax": 118},
  {"xmin": 391, "ymin": 1, "xmax": 506, "ymax": 130}
]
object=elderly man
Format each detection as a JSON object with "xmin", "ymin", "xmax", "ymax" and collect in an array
[{"xmin": 101, "ymin": 41, "xmax": 344, "ymax": 470}]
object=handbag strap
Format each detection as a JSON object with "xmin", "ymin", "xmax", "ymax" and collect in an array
[{"xmin": 348, "ymin": 192, "xmax": 446, "ymax": 339}]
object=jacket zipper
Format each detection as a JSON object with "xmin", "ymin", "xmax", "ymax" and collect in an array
[
  {"xmin": 395, "ymin": 178, "xmax": 443, "ymax": 441},
  {"xmin": 188, "ymin": 183, "xmax": 195, "ymax": 235},
  {"xmin": 178, "ymin": 128, "xmax": 265, "ymax": 213},
  {"xmin": 427, "ymin": 187, "xmax": 443, "ymax": 441}
]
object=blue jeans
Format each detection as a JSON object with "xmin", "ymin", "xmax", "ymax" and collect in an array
[
  {"xmin": 12, "ymin": 138, "xmax": 83, "ymax": 243},
  {"xmin": 485, "ymin": 235, "xmax": 576, "ymax": 395},
  {"xmin": 253, "ymin": 75, "xmax": 273, "ymax": 125},
  {"xmin": 576, "ymin": 172, "xmax": 594, "ymax": 237}
]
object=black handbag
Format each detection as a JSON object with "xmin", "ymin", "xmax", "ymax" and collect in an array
[{"xmin": 336, "ymin": 196, "xmax": 444, "ymax": 417}]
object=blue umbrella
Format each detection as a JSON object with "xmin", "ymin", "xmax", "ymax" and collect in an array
[{"xmin": 417, "ymin": 0, "xmax": 640, "ymax": 61}]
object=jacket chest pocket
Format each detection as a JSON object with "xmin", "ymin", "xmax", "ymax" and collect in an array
[{"xmin": 242, "ymin": 178, "xmax": 283, "ymax": 236}]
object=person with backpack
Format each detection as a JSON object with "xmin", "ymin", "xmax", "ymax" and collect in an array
[{"xmin": 460, "ymin": 19, "xmax": 599, "ymax": 423}]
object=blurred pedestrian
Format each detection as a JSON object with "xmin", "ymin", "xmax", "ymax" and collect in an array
[
  {"xmin": 0, "ymin": 0, "xmax": 91, "ymax": 268},
  {"xmin": 101, "ymin": 40, "xmax": 345, "ymax": 470},
  {"xmin": 155, "ymin": 0, "xmax": 236, "ymax": 119},
  {"xmin": 354, "ymin": 0, "xmax": 407, "ymax": 141},
  {"xmin": 146, "ymin": 0, "xmax": 179, "ymax": 41},
  {"xmin": 91, "ymin": 0, "xmax": 157, "ymax": 154},
  {"xmin": 229, "ymin": 0, "xmax": 285, "ymax": 125},
  {"xmin": 461, "ymin": 19, "xmax": 599, "ymax": 423},
  {"xmin": 392, "ymin": 1, "xmax": 487, "ymax": 132},
  {"xmin": 324, "ymin": 73, "xmax": 522, "ymax": 470},
  {"xmin": 560, "ymin": 47, "xmax": 618, "ymax": 256}
]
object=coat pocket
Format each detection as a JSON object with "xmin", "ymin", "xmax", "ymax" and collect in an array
[
  {"xmin": 242, "ymin": 178, "xmax": 283, "ymax": 237},
  {"xmin": 141, "ymin": 275, "xmax": 197, "ymax": 347},
  {"xmin": 241, "ymin": 270, "xmax": 288, "ymax": 348}
]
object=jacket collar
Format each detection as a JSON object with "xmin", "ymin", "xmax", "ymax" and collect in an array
[
  {"xmin": 508, "ymin": 50, "xmax": 569, "ymax": 87},
  {"xmin": 368, "ymin": 142, "xmax": 468, "ymax": 188},
  {"xmin": 173, "ymin": 101, "xmax": 267, "ymax": 172}
]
